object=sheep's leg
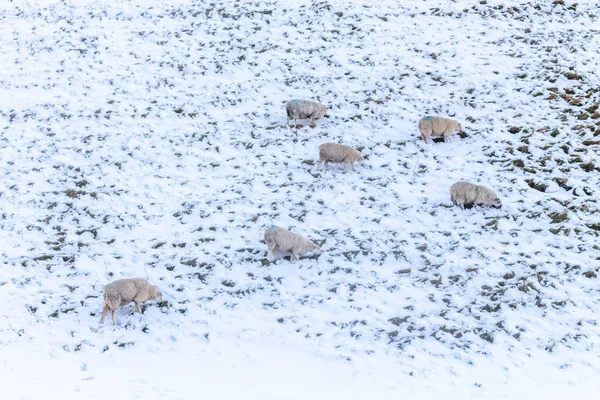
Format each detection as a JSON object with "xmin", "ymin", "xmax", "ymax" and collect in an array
[
  {"xmin": 291, "ymin": 243, "xmax": 303, "ymax": 259},
  {"xmin": 443, "ymin": 128, "xmax": 454, "ymax": 143},
  {"xmin": 342, "ymin": 156, "xmax": 353, "ymax": 172},
  {"xmin": 100, "ymin": 305, "xmax": 109, "ymax": 324},
  {"xmin": 134, "ymin": 300, "xmax": 143, "ymax": 313},
  {"xmin": 317, "ymin": 160, "xmax": 322, "ymax": 170},
  {"xmin": 308, "ymin": 111, "xmax": 316, "ymax": 127},
  {"xmin": 324, "ymin": 160, "xmax": 329, "ymax": 170},
  {"xmin": 267, "ymin": 242, "xmax": 278, "ymax": 261},
  {"xmin": 111, "ymin": 309, "xmax": 117, "ymax": 325},
  {"xmin": 421, "ymin": 128, "xmax": 432, "ymax": 144},
  {"xmin": 290, "ymin": 251, "xmax": 299, "ymax": 263}
]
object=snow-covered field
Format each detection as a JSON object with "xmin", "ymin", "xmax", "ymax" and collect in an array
[{"xmin": 1, "ymin": 0, "xmax": 599, "ymax": 398}]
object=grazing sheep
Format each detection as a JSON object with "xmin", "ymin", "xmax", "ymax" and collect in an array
[
  {"xmin": 286, "ymin": 99, "xmax": 327, "ymax": 126},
  {"xmin": 418, "ymin": 116, "xmax": 462, "ymax": 144},
  {"xmin": 100, "ymin": 278, "xmax": 162, "ymax": 325},
  {"xmin": 318, "ymin": 143, "xmax": 364, "ymax": 172},
  {"xmin": 450, "ymin": 181, "xmax": 502, "ymax": 210},
  {"xmin": 264, "ymin": 226, "xmax": 321, "ymax": 262}
]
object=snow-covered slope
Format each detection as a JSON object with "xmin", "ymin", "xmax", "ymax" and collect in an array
[{"xmin": 1, "ymin": 0, "xmax": 599, "ymax": 398}]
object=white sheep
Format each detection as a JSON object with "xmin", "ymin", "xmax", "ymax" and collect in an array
[
  {"xmin": 317, "ymin": 143, "xmax": 364, "ymax": 172},
  {"xmin": 418, "ymin": 116, "xmax": 462, "ymax": 144},
  {"xmin": 99, "ymin": 278, "xmax": 162, "ymax": 325},
  {"xmin": 286, "ymin": 99, "xmax": 327, "ymax": 127},
  {"xmin": 264, "ymin": 226, "xmax": 321, "ymax": 262},
  {"xmin": 450, "ymin": 181, "xmax": 502, "ymax": 210}
]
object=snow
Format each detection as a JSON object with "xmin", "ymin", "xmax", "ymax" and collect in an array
[{"xmin": 1, "ymin": 0, "xmax": 600, "ymax": 398}]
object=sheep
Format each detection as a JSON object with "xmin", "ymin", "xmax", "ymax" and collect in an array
[
  {"xmin": 450, "ymin": 181, "xmax": 502, "ymax": 210},
  {"xmin": 264, "ymin": 226, "xmax": 321, "ymax": 262},
  {"xmin": 99, "ymin": 278, "xmax": 162, "ymax": 325},
  {"xmin": 317, "ymin": 143, "xmax": 364, "ymax": 172},
  {"xmin": 418, "ymin": 116, "xmax": 462, "ymax": 144},
  {"xmin": 286, "ymin": 99, "xmax": 327, "ymax": 127}
]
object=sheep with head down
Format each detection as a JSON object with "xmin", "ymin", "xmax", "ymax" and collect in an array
[
  {"xmin": 418, "ymin": 116, "xmax": 462, "ymax": 144},
  {"xmin": 318, "ymin": 143, "xmax": 364, "ymax": 172},
  {"xmin": 264, "ymin": 226, "xmax": 321, "ymax": 262},
  {"xmin": 450, "ymin": 181, "xmax": 502, "ymax": 210},
  {"xmin": 99, "ymin": 278, "xmax": 162, "ymax": 325},
  {"xmin": 286, "ymin": 99, "xmax": 327, "ymax": 127}
]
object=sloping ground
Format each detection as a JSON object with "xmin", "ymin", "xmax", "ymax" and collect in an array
[{"xmin": 0, "ymin": 0, "xmax": 599, "ymax": 397}]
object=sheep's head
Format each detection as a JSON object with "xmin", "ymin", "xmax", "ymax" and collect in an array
[
  {"xmin": 316, "ymin": 106, "xmax": 327, "ymax": 120},
  {"xmin": 150, "ymin": 285, "xmax": 163, "ymax": 302},
  {"xmin": 491, "ymin": 197, "xmax": 502, "ymax": 209},
  {"xmin": 310, "ymin": 241, "xmax": 321, "ymax": 255},
  {"xmin": 356, "ymin": 151, "xmax": 365, "ymax": 164},
  {"xmin": 477, "ymin": 186, "xmax": 502, "ymax": 209},
  {"xmin": 484, "ymin": 189, "xmax": 502, "ymax": 209}
]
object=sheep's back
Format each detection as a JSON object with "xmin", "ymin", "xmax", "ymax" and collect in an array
[
  {"xmin": 430, "ymin": 117, "xmax": 450, "ymax": 133},
  {"xmin": 450, "ymin": 181, "xmax": 477, "ymax": 198},
  {"xmin": 287, "ymin": 100, "xmax": 318, "ymax": 118},
  {"xmin": 271, "ymin": 228, "xmax": 302, "ymax": 251},
  {"xmin": 319, "ymin": 143, "xmax": 350, "ymax": 162},
  {"xmin": 104, "ymin": 278, "xmax": 146, "ymax": 304}
]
